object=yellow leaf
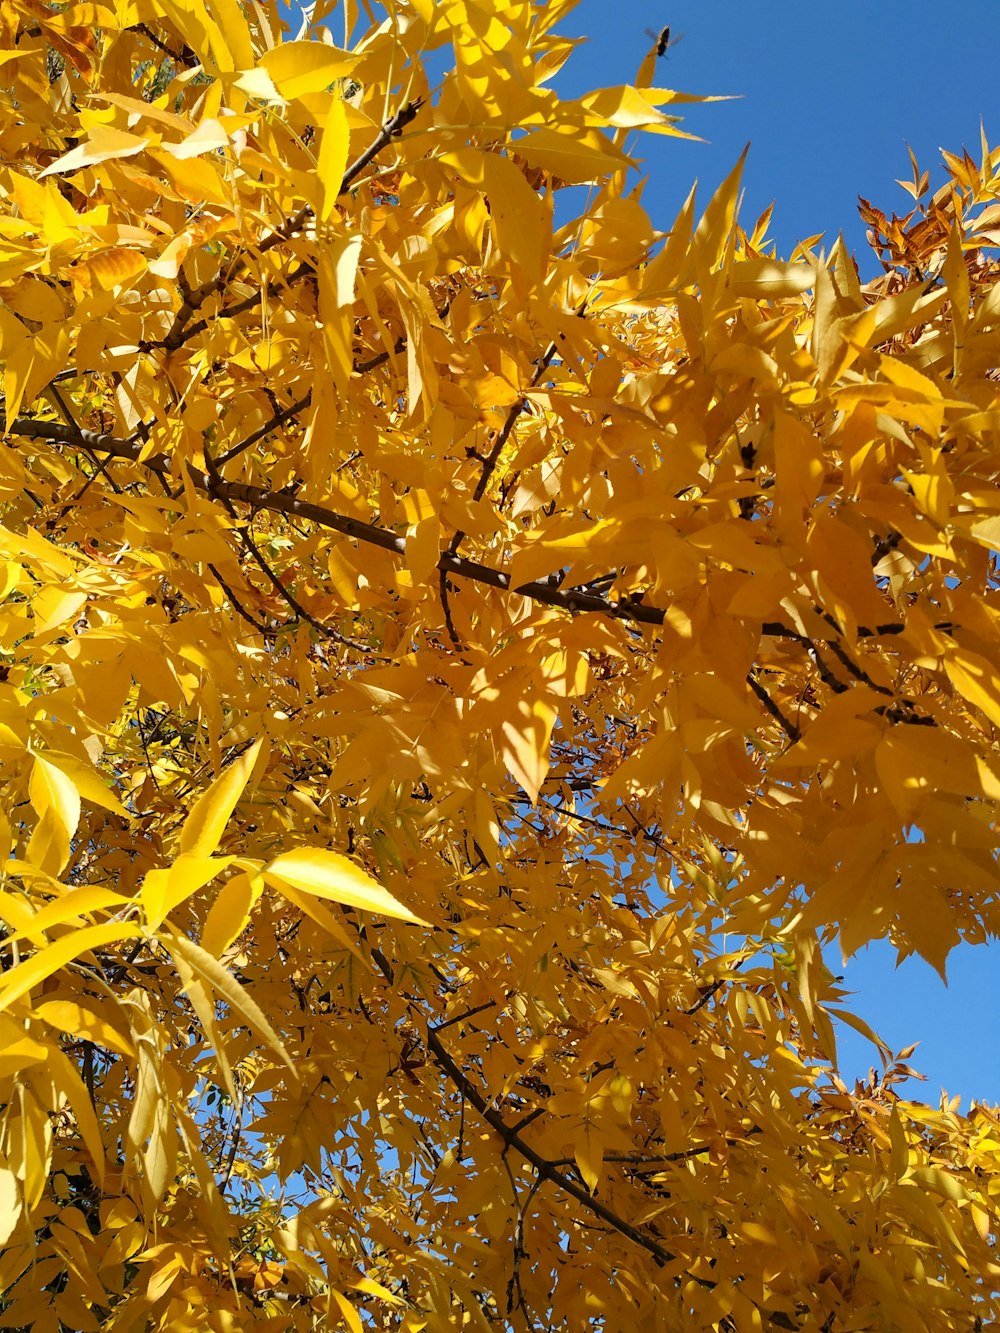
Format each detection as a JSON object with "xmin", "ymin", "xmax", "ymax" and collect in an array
[
  {"xmin": 27, "ymin": 754, "xmax": 80, "ymax": 874},
  {"xmin": 512, "ymin": 125, "xmax": 629, "ymax": 184},
  {"xmin": 692, "ymin": 147, "xmax": 747, "ymax": 276},
  {"xmin": 201, "ymin": 871, "xmax": 263, "ymax": 957},
  {"xmin": 909, "ymin": 1165, "xmax": 966, "ymax": 1202},
  {"xmin": 29, "ymin": 753, "xmax": 80, "ymax": 832},
  {"xmin": 0, "ymin": 1025, "xmax": 50, "ymax": 1078},
  {"xmin": 578, "ymin": 84, "xmax": 685, "ymax": 134},
  {"xmin": 48, "ymin": 4, "xmax": 117, "ymax": 27},
  {"xmin": 330, "ymin": 1290, "xmax": 365, "ymax": 1333},
  {"xmin": 249, "ymin": 42, "xmax": 358, "ymax": 102},
  {"xmin": 178, "ymin": 739, "xmax": 265, "ymax": 857},
  {"xmin": 876, "ymin": 724, "xmax": 1000, "ymax": 819},
  {"xmin": 33, "ymin": 1000, "xmax": 135, "ymax": 1058},
  {"xmin": 774, "ymin": 411, "xmax": 825, "ymax": 516},
  {"xmin": 263, "ymin": 848, "xmax": 424, "ymax": 923},
  {"xmin": 319, "ymin": 232, "xmax": 363, "ymax": 393},
  {"xmin": 48, "ymin": 1046, "xmax": 108, "ymax": 1186},
  {"xmin": 727, "ymin": 257, "xmax": 816, "ymax": 299},
  {"xmin": 8, "ymin": 884, "xmax": 127, "ymax": 940},
  {"xmin": 0, "ymin": 1163, "xmax": 20, "ymax": 1246},
  {"xmin": 888, "ymin": 1104, "xmax": 909, "ymax": 1182},
  {"xmin": 739, "ymin": 1221, "xmax": 778, "ymax": 1245},
  {"xmin": 828, "ymin": 1008, "xmax": 892, "ymax": 1063},
  {"xmin": 163, "ymin": 929, "xmax": 298, "ymax": 1076},
  {"xmin": 350, "ymin": 1277, "xmax": 406, "ymax": 1307},
  {"xmin": 443, "ymin": 150, "xmax": 549, "ymax": 281},
  {"xmin": 144, "ymin": 1256, "xmax": 184, "ymax": 1304},
  {"xmin": 0, "ymin": 923, "xmax": 140, "ymax": 1012},
  {"xmin": 74, "ymin": 247, "xmax": 148, "ymax": 292},
  {"xmin": 39, "ymin": 126, "xmax": 151, "ymax": 178},
  {"xmin": 270, "ymin": 879, "xmax": 368, "ymax": 958},
  {"xmin": 897, "ymin": 882, "xmax": 956, "ymax": 981},
  {"xmin": 32, "ymin": 587, "xmax": 86, "ymax": 633},
  {"xmin": 945, "ymin": 648, "xmax": 1000, "ymax": 729},
  {"xmin": 205, "ymin": 0, "xmax": 253, "ymax": 70},
  {"xmin": 405, "ymin": 513, "xmax": 441, "ymax": 587},
  {"xmin": 317, "ymin": 96, "xmax": 350, "ymax": 221},
  {"xmin": 574, "ymin": 1116, "xmax": 603, "ymax": 1193},
  {"xmin": 141, "ymin": 855, "xmax": 233, "ymax": 931},
  {"xmin": 162, "ymin": 118, "xmax": 231, "ymax": 160},
  {"xmin": 501, "ymin": 696, "xmax": 556, "ymax": 805},
  {"xmin": 43, "ymin": 751, "xmax": 127, "ymax": 816}
]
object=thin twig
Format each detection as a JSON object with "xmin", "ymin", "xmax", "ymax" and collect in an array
[
  {"xmin": 207, "ymin": 562, "xmax": 271, "ymax": 634},
  {"xmin": 133, "ymin": 21, "xmax": 195, "ymax": 65},
  {"xmin": 362, "ymin": 944, "xmax": 679, "ymax": 1270},
  {"xmin": 824, "ymin": 637, "xmax": 893, "ymax": 696},
  {"xmin": 47, "ymin": 384, "xmax": 122, "ymax": 495},
  {"xmin": 446, "ymin": 329, "xmax": 567, "ymax": 559},
  {"xmin": 218, "ymin": 1085, "xmax": 246, "ymax": 1195},
  {"xmin": 439, "ymin": 566, "xmax": 464, "ymax": 652},
  {"xmin": 158, "ymin": 101, "xmax": 424, "ymax": 351},
  {"xmin": 217, "ymin": 392, "xmax": 312, "ymax": 467}
]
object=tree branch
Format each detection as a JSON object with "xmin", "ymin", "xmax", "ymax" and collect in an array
[
  {"xmin": 424, "ymin": 1025, "xmax": 678, "ymax": 1269},
  {"xmin": 6, "ymin": 417, "xmax": 937, "ymax": 649},
  {"xmin": 157, "ymin": 100, "xmax": 424, "ymax": 351},
  {"xmin": 217, "ymin": 392, "xmax": 312, "ymax": 467}
]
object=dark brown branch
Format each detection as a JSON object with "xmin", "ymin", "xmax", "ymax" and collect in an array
[
  {"xmin": 804, "ymin": 642, "xmax": 849, "ymax": 695},
  {"xmin": 551, "ymin": 1134, "xmax": 761, "ymax": 1170},
  {"xmin": 235, "ymin": 517, "xmax": 343, "ymax": 641},
  {"xmin": 5, "ymin": 417, "xmax": 937, "ymax": 647},
  {"xmin": 217, "ymin": 392, "xmax": 312, "ymax": 467},
  {"xmin": 361, "ymin": 943, "xmax": 678, "ymax": 1272},
  {"xmin": 132, "ymin": 22, "xmax": 195, "ymax": 66},
  {"xmin": 47, "ymin": 384, "xmax": 122, "ymax": 496},
  {"xmin": 431, "ymin": 1000, "xmax": 498, "ymax": 1034},
  {"xmin": 355, "ymin": 333, "xmax": 408, "ymax": 376},
  {"xmin": 341, "ymin": 97, "xmax": 424, "ymax": 192},
  {"xmin": 747, "ymin": 674, "xmax": 801, "ymax": 742},
  {"xmin": 425, "ymin": 1025, "xmax": 678, "ymax": 1269},
  {"xmin": 207, "ymin": 562, "xmax": 271, "ymax": 634},
  {"xmin": 146, "ymin": 261, "xmax": 316, "ymax": 353},
  {"xmin": 447, "ymin": 328, "xmax": 566, "ymax": 560},
  {"xmin": 218, "ymin": 1085, "xmax": 245, "ymax": 1195},
  {"xmin": 823, "ymin": 638, "xmax": 894, "ymax": 696},
  {"xmin": 439, "ymin": 566, "xmax": 464, "ymax": 652}
]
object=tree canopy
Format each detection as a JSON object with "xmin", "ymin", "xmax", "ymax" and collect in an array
[{"xmin": 2, "ymin": 1, "xmax": 1000, "ymax": 1329}]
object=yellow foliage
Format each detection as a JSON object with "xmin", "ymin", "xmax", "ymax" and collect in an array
[{"xmin": 0, "ymin": 2, "xmax": 998, "ymax": 1330}]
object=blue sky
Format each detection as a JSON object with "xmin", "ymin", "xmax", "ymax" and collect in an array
[
  {"xmin": 566, "ymin": 0, "xmax": 996, "ymax": 269},
  {"xmin": 556, "ymin": 0, "xmax": 1000, "ymax": 1108}
]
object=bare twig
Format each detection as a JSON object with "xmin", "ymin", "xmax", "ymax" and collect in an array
[
  {"xmin": 446, "ymin": 325, "xmax": 567, "ymax": 560},
  {"xmin": 218, "ymin": 1085, "xmax": 246, "ymax": 1195},
  {"xmin": 439, "ymin": 566, "xmax": 464, "ymax": 652},
  {"xmin": 133, "ymin": 22, "xmax": 195, "ymax": 65},
  {"xmin": 431, "ymin": 1000, "xmax": 498, "ymax": 1034}
]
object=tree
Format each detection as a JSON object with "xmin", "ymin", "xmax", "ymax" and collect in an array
[{"xmin": 0, "ymin": 0, "xmax": 999, "ymax": 1328}]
